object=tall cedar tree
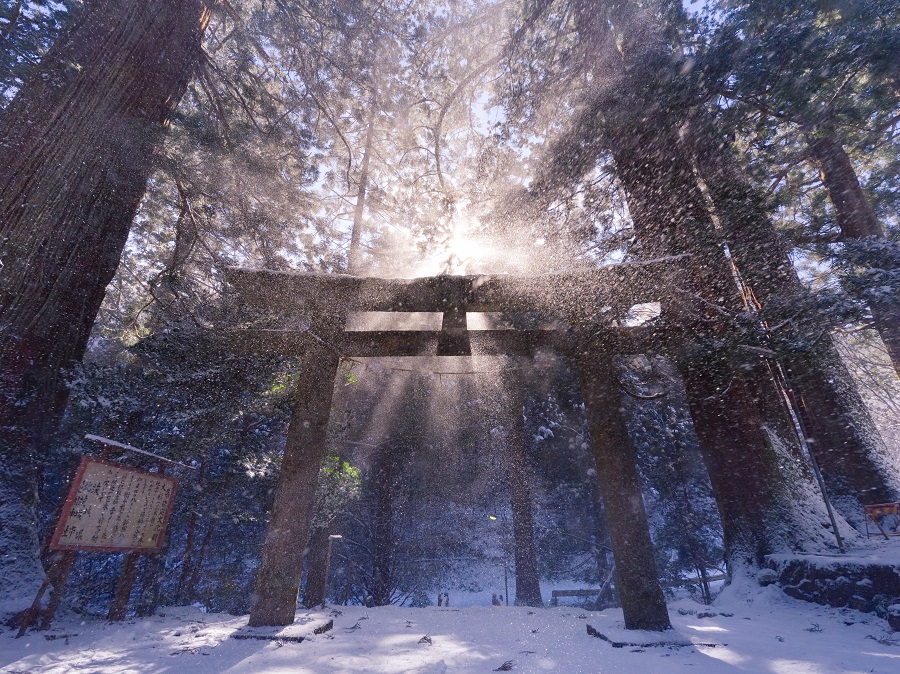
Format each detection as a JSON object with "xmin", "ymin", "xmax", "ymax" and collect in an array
[
  {"xmin": 515, "ymin": 0, "xmax": 894, "ymax": 567},
  {"xmin": 0, "ymin": 0, "xmax": 215, "ymax": 603},
  {"xmin": 711, "ymin": 0, "xmax": 900, "ymax": 376}
]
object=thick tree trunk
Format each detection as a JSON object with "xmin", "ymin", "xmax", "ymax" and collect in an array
[
  {"xmin": 611, "ymin": 135, "xmax": 810, "ymax": 565},
  {"xmin": 572, "ymin": 344, "xmax": 670, "ymax": 631},
  {"xmin": 249, "ymin": 347, "xmax": 341, "ymax": 626},
  {"xmin": 678, "ymin": 361, "xmax": 788, "ymax": 569},
  {"xmin": 808, "ymin": 126, "xmax": 900, "ymax": 376},
  {"xmin": 503, "ymin": 392, "xmax": 543, "ymax": 608},
  {"xmin": 0, "ymin": 0, "xmax": 213, "ymax": 609},
  {"xmin": 691, "ymin": 136, "xmax": 897, "ymax": 505}
]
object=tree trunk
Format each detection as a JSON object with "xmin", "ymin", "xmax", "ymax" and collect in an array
[
  {"xmin": 302, "ymin": 523, "xmax": 333, "ymax": 609},
  {"xmin": 135, "ymin": 548, "xmax": 167, "ymax": 617},
  {"xmin": 0, "ymin": 0, "xmax": 214, "ymax": 607},
  {"xmin": 611, "ymin": 134, "xmax": 810, "ymax": 565},
  {"xmin": 808, "ymin": 128, "xmax": 884, "ymax": 239},
  {"xmin": 678, "ymin": 361, "xmax": 787, "ymax": 569},
  {"xmin": 586, "ymin": 476, "xmax": 617, "ymax": 607},
  {"xmin": 249, "ymin": 347, "xmax": 341, "ymax": 626},
  {"xmin": 503, "ymin": 391, "xmax": 544, "ymax": 608},
  {"xmin": 808, "ymin": 126, "xmax": 900, "ymax": 376},
  {"xmin": 347, "ymin": 113, "xmax": 375, "ymax": 274},
  {"xmin": 371, "ymin": 443, "xmax": 394, "ymax": 607},
  {"xmin": 691, "ymin": 134, "xmax": 897, "ymax": 505},
  {"xmin": 176, "ymin": 512, "xmax": 199, "ymax": 599},
  {"xmin": 185, "ymin": 517, "xmax": 216, "ymax": 598}
]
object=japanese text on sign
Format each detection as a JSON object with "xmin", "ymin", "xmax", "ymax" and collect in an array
[{"xmin": 50, "ymin": 457, "xmax": 178, "ymax": 552}]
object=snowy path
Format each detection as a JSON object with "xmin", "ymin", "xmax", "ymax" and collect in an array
[{"xmin": 2, "ymin": 589, "xmax": 898, "ymax": 673}]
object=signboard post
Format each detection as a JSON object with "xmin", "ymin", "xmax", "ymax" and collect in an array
[{"xmin": 16, "ymin": 450, "xmax": 179, "ymax": 635}]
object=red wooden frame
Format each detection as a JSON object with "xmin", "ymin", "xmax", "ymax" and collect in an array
[{"xmin": 49, "ymin": 456, "xmax": 179, "ymax": 553}]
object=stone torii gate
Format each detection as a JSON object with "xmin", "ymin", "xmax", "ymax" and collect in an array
[{"xmin": 226, "ymin": 260, "xmax": 680, "ymax": 631}]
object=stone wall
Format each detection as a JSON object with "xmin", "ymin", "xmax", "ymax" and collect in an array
[{"xmin": 764, "ymin": 553, "xmax": 900, "ymax": 630}]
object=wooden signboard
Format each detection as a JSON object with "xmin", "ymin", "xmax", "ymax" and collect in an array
[{"xmin": 49, "ymin": 456, "xmax": 178, "ymax": 553}]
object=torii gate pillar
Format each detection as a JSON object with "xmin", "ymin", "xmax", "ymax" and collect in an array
[
  {"xmin": 248, "ymin": 345, "xmax": 341, "ymax": 627},
  {"xmin": 573, "ymin": 343, "xmax": 671, "ymax": 631}
]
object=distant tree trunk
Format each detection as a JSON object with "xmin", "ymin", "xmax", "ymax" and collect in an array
[
  {"xmin": 0, "ymin": 0, "xmax": 214, "ymax": 606},
  {"xmin": 690, "ymin": 133, "xmax": 898, "ymax": 505},
  {"xmin": 185, "ymin": 517, "xmax": 215, "ymax": 598},
  {"xmin": 177, "ymin": 512, "xmax": 200, "ymax": 599},
  {"xmin": 135, "ymin": 549, "xmax": 167, "ymax": 618},
  {"xmin": 347, "ymin": 112, "xmax": 375, "ymax": 274},
  {"xmin": 303, "ymin": 523, "xmax": 332, "ymax": 608},
  {"xmin": 807, "ymin": 126, "xmax": 900, "ymax": 377},
  {"xmin": 370, "ymin": 443, "xmax": 394, "ymax": 607},
  {"xmin": 586, "ymin": 476, "xmax": 617, "ymax": 606},
  {"xmin": 503, "ymin": 392, "xmax": 543, "ymax": 608}
]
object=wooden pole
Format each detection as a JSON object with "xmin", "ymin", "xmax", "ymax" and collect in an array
[
  {"xmin": 572, "ymin": 344, "xmax": 671, "ymax": 631},
  {"xmin": 15, "ymin": 550, "xmax": 76, "ymax": 637},
  {"xmin": 108, "ymin": 552, "xmax": 142, "ymax": 621},
  {"xmin": 108, "ymin": 462, "xmax": 168, "ymax": 620},
  {"xmin": 248, "ymin": 346, "xmax": 342, "ymax": 626}
]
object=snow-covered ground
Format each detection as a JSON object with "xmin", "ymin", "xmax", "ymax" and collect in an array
[{"xmin": 2, "ymin": 585, "xmax": 899, "ymax": 674}]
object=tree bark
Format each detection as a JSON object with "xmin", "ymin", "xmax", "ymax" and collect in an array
[
  {"xmin": 0, "ymin": 0, "xmax": 214, "ymax": 606},
  {"xmin": 808, "ymin": 128, "xmax": 884, "ymax": 239},
  {"xmin": 677, "ymin": 361, "xmax": 787, "ymax": 569},
  {"xmin": 808, "ymin": 126, "xmax": 900, "ymax": 376},
  {"xmin": 612, "ymin": 134, "xmax": 811, "ymax": 566},
  {"xmin": 249, "ymin": 347, "xmax": 341, "ymax": 626},
  {"xmin": 691, "ymin": 134, "xmax": 897, "ymax": 505}
]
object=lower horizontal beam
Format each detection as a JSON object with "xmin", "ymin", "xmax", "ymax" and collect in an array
[{"xmin": 228, "ymin": 326, "xmax": 674, "ymax": 359}]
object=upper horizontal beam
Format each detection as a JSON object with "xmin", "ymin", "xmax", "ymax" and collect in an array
[{"xmin": 225, "ymin": 257, "xmax": 684, "ymax": 315}]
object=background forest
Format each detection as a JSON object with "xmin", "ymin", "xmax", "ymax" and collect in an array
[{"xmin": 1, "ymin": 0, "xmax": 898, "ymax": 620}]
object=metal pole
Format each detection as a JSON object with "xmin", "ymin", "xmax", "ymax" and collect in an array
[{"xmin": 504, "ymin": 563, "xmax": 509, "ymax": 606}]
